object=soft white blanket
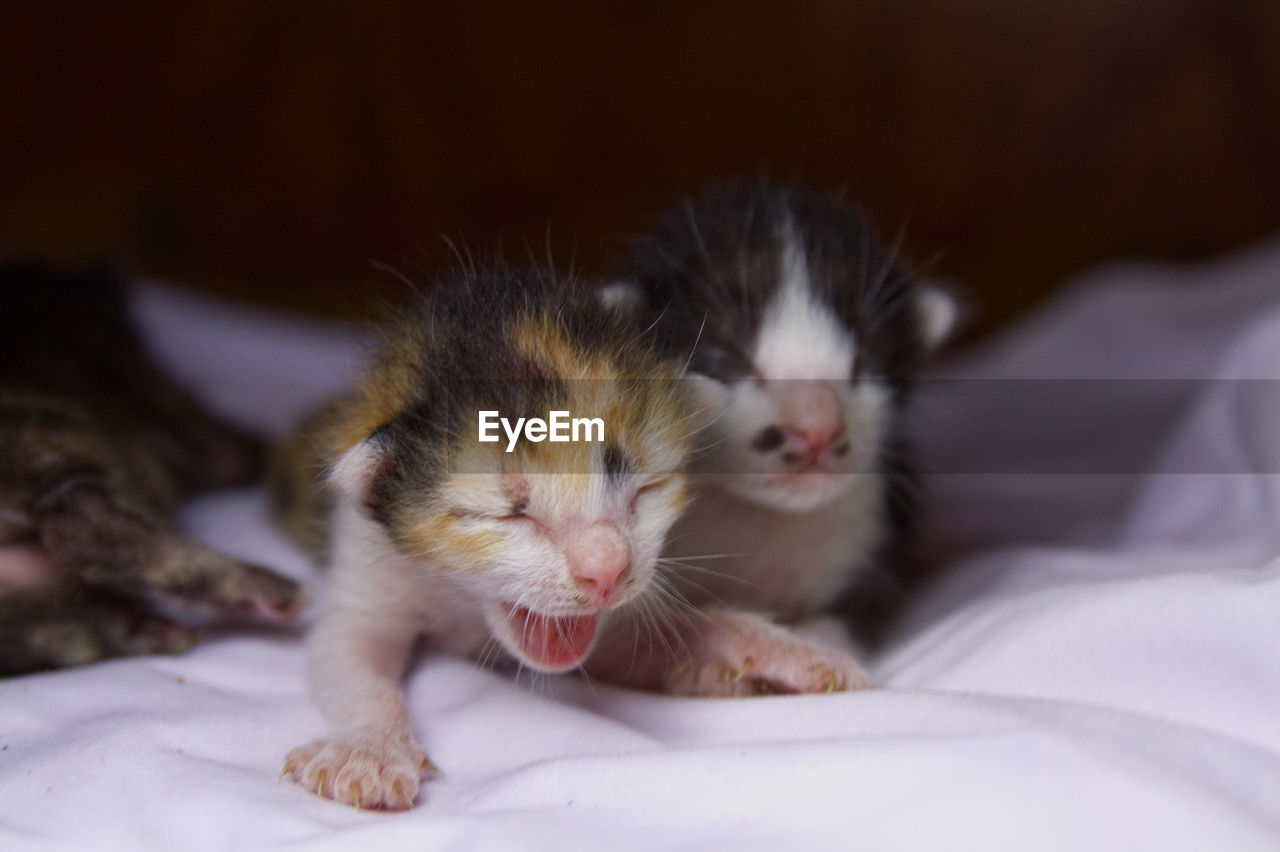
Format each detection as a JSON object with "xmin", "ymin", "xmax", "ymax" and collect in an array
[{"xmin": 3, "ymin": 240, "xmax": 1279, "ymax": 851}]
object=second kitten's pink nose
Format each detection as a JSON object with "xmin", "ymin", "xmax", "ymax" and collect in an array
[
  {"xmin": 770, "ymin": 381, "xmax": 844, "ymax": 456},
  {"xmin": 562, "ymin": 523, "xmax": 630, "ymax": 606},
  {"xmin": 788, "ymin": 423, "xmax": 840, "ymax": 455}
]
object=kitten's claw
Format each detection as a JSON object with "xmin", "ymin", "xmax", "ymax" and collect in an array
[
  {"xmin": 285, "ymin": 735, "xmax": 430, "ymax": 810},
  {"xmin": 396, "ymin": 781, "xmax": 414, "ymax": 810}
]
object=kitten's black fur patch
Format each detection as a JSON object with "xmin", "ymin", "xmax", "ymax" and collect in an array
[{"xmin": 352, "ymin": 264, "xmax": 670, "ymax": 546}]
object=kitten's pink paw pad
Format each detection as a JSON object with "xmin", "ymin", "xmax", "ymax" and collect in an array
[{"xmin": 284, "ymin": 736, "xmax": 434, "ymax": 810}]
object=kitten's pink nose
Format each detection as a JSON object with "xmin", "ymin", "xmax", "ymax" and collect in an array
[
  {"xmin": 788, "ymin": 424, "xmax": 841, "ymax": 455},
  {"xmin": 771, "ymin": 382, "xmax": 844, "ymax": 456},
  {"xmin": 562, "ymin": 523, "xmax": 630, "ymax": 607}
]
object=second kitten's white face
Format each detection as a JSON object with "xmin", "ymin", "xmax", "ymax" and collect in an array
[{"xmin": 689, "ymin": 242, "xmax": 891, "ymax": 513}]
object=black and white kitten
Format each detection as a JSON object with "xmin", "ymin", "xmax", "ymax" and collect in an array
[{"xmin": 616, "ymin": 182, "xmax": 955, "ymax": 692}]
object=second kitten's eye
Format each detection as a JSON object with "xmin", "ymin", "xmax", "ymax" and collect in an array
[
  {"xmin": 692, "ymin": 345, "xmax": 739, "ymax": 378},
  {"xmin": 509, "ymin": 498, "xmax": 528, "ymax": 516}
]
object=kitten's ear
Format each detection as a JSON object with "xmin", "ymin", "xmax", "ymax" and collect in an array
[
  {"xmin": 913, "ymin": 282, "xmax": 962, "ymax": 352},
  {"xmin": 596, "ymin": 280, "xmax": 646, "ymax": 318},
  {"xmin": 328, "ymin": 434, "xmax": 390, "ymax": 498}
]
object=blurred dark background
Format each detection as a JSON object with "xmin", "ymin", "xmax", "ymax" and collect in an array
[{"xmin": 2, "ymin": 1, "xmax": 1278, "ymax": 337}]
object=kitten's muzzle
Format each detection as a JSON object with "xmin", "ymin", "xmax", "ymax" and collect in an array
[
  {"xmin": 559, "ymin": 522, "xmax": 631, "ymax": 608},
  {"xmin": 757, "ymin": 381, "xmax": 847, "ymax": 472}
]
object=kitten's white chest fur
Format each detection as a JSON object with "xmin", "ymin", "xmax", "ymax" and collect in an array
[{"xmin": 666, "ymin": 474, "xmax": 885, "ymax": 621}]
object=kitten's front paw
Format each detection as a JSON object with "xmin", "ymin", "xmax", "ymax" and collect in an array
[
  {"xmin": 157, "ymin": 536, "xmax": 307, "ymax": 623},
  {"xmin": 283, "ymin": 735, "xmax": 436, "ymax": 810},
  {"xmin": 665, "ymin": 618, "xmax": 874, "ymax": 697},
  {"xmin": 215, "ymin": 561, "xmax": 307, "ymax": 623}
]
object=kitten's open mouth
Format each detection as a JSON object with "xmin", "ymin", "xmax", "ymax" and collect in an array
[{"xmin": 503, "ymin": 603, "xmax": 599, "ymax": 670}]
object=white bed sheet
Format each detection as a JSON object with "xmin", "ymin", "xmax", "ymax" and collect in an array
[{"xmin": 3, "ymin": 239, "xmax": 1280, "ymax": 851}]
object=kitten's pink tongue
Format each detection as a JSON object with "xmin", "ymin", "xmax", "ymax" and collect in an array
[{"xmin": 506, "ymin": 604, "xmax": 599, "ymax": 668}]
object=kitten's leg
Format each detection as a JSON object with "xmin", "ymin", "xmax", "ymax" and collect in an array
[
  {"xmin": 0, "ymin": 585, "xmax": 197, "ymax": 676},
  {"xmin": 589, "ymin": 607, "xmax": 873, "ymax": 696},
  {"xmin": 284, "ymin": 607, "xmax": 433, "ymax": 810},
  {"xmin": 31, "ymin": 475, "xmax": 303, "ymax": 623}
]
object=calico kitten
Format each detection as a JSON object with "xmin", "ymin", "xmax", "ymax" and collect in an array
[
  {"xmin": 0, "ymin": 261, "xmax": 303, "ymax": 675},
  {"xmin": 273, "ymin": 264, "xmax": 694, "ymax": 809}
]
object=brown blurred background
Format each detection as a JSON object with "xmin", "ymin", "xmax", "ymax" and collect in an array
[{"xmin": 2, "ymin": 1, "xmax": 1278, "ymax": 337}]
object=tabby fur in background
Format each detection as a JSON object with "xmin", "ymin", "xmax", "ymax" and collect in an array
[{"xmin": 0, "ymin": 261, "xmax": 302, "ymax": 676}]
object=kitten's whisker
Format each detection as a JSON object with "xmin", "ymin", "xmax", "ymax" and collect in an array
[{"xmin": 656, "ymin": 558, "xmax": 759, "ymax": 589}]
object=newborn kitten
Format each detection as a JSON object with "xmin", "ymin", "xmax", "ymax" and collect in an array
[
  {"xmin": 0, "ymin": 261, "xmax": 303, "ymax": 676},
  {"xmin": 272, "ymin": 264, "xmax": 692, "ymax": 809},
  {"xmin": 612, "ymin": 182, "xmax": 955, "ymax": 694}
]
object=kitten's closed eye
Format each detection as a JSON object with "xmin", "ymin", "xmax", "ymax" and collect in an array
[
  {"xmin": 450, "ymin": 506, "xmax": 534, "ymax": 524},
  {"xmin": 634, "ymin": 476, "xmax": 674, "ymax": 497},
  {"xmin": 691, "ymin": 345, "xmax": 751, "ymax": 379},
  {"xmin": 630, "ymin": 475, "xmax": 677, "ymax": 513}
]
